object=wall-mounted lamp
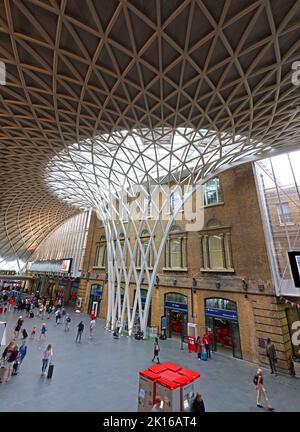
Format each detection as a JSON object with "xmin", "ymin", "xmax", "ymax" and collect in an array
[
  {"xmin": 192, "ymin": 278, "xmax": 197, "ymax": 288},
  {"xmin": 155, "ymin": 275, "xmax": 160, "ymax": 288},
  {"xmin": 242, "ymin": 279, "xmax": 248, "ymax": 298},
  {"xmin": 258, "ymin": 281, "xmax": 264, "ymax": 292},
  {"xmin": 105, "ymin": 272, "xmax": 108, "ymax": 281},
  {"xmin": 173, "ymin": 279, "xmax": 177, "ymax": 287},
  {"xmin": 215, "ymin": 281, "xmax": 221, "ymax": 289},
  {"xmin": 242, "ymin": 279, "xmax": 248, "ymax": 290}
]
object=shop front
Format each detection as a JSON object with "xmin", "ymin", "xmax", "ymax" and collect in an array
[
  {"xmin": 88, "ymin": 284, "xmax": 103, "ymax": 316},
  {"xmin": 164, "ymin": 293, "xmax": 188, "ymax": 339},
  {"xmin": 55, "ymin": 279, "xmax": 68, "ymax": 301},
  {"xmin": 70, "ymin": 280, "xmax": 79, "ymax": 303},
  {"xmin": 205, "ymin": 297, "xmax": 242, "ymax": 359}
]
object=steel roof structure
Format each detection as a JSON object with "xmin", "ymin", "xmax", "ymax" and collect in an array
[{"xmin": 1, "ymin": 0, "xmax": 300, "ymax": 269}]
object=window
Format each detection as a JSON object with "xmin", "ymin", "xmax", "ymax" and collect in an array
[
  {"xmin": 277, "ymin": 202, "xmax": 293, "ymax": 224},
  {"xmin": 136, "ymin": 230, "xmax": 153, "ymax": 268},
  {"xmin": 93, "ymin": 236, "xmax": 107, "ymax": 268},
  {"xmin": 203, "ymin": 177, "xmax": 222, "ymax": 206},
  {"xmin": 200, "ymin": 221, "xmax": 234, "ymax": 272},
  {"xmin": 143, "ymin": 196, "xmax": 152, "ymax": 218},
  {"xmin": 208, "ymin": 235, "xmax": 224, "ymax": 268},
  {"xmin": 165, "ymin": 225, "xmax": 187, "ymax": 269},
  {"xmin": 170, "ymin": 188, "xmax": 182, "ymax": 212}
]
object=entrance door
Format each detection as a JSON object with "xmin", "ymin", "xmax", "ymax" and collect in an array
[
  {"xmin": 230, "ymin": 321, "xmax": 242, "ymax": 359},
  {"xmin": 91, "ymin": 301, "xmax": 98, "ymax": 317},
  {"xmin": 88, "ymin": 297, "xmax": 101, "ymax": 315}
]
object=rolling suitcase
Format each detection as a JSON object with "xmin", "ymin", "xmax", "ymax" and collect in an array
[
  {"xmin": 47, "ymin": 364, "xmax": 54, "ymax": 379},
  {"xmin": 201, "ymin": 351, "xmax": 208, "ymax": 361},
  {"xmin": 12, "ymin": 361, "xmax": 20, "ymax": 375}
]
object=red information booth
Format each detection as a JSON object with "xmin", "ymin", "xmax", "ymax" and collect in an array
[{"xmin": 138, "ymin": 362, "xmax": 201, "ymax": 412}]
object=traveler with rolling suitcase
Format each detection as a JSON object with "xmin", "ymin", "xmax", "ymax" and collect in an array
[{"xmin": 41, "ymin": 344, "xmax": 53, "ymax": 376}]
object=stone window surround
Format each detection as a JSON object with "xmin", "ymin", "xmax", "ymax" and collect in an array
[{"xmin": 199, "ymin": 226, "xmax": 234, "ymax": 273}]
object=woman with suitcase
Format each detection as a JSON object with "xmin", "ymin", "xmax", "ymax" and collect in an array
[{"xmin": 41, "ymin": 344, "xmax": 53, "ymax": 376}]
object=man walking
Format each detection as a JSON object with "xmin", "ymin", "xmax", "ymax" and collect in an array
[
  {"xmin": 255, "ymin": 368, "xmax": 274, "ymax": 411},
  {"xmin": 152, "ymin": 338, "xmax": 160, "ymax": 363},
  {"xmin": 266, "ymin": 338, "xmax": 278, "ymax": 376},
  {"xmin": 89, "ymin": 318, "xmax": 96, "ymax": 339},
  {"xmin": 76, "ymin": 321, "xmax": 84, "ymax": 343}
]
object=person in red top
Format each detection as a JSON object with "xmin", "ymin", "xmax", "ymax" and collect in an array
[
  {"xmin": 8, "ymin": 297, "xmax": 14, "ymax": 312},
  {"xmin": 203, "ymin": 333, "xmax": 211, "ymax": 358}
]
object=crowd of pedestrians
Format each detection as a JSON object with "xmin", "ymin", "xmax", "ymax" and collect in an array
[{"xmin": 0, "ymin": 286, "xmax": 97, "ymax": 385}]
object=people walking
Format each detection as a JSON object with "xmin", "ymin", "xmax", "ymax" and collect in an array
[
  {"xmin": 22, "ymin": 328, "xmax": 28, "ymax": 340},
  {"xmin": 152, "ymin": 337, "xmax": 160, "ymax": 363},
  {"xmin": 0, "ymin": 341, "xmax": 19, "ymax": 383},
  {"xmin": 64, "ymin": 314, "xmax": 71, "ymax": 332},
  {"xmin": 30, "ymin": 326, "xmax": 37, "ymax": 339},
  {"xmin": 75, "ymin": 321, "xmax": 84, "ymax": 343},
  {"xmin": 203, "ymin": 333, "xmax": 211, "ymax": 359},
  {"xmin": 266, "ymin": 338, "xmax": 278, "ymax": 376},
  {"xmin": 55, "ymin": 308, "xmax": 61, "ymax": 325},
  {"xmin": 19, "ymin": 340, "xmax": 27, "ymax": 364},
  {"xmin": 14, "ymin": 316, "xmax": 24, "ymax": 339},
  {"xmin": 8, "ymin": 297, "xmax": 14, "ymax": 312},
  {"xmin": 191, "ymin": 393, "xmax": 205, "ymax": 412},
  {"xmin": 89, "ymin": 318, "xmax": 96, "ymax": 338},
  {"xmin": 196, "ymin": 336, "xmax": 202, "ymax": 360},
  {"xmin": 39, "ymin": 323, "xmax": 47, "ymax": 340},
  {"xmin": 255, "ymin": 368, "xmax": 274, "ymax": 411},
  {"xmin": 41, "ymin": 344, "xmax": 53, "ymax": 376}
]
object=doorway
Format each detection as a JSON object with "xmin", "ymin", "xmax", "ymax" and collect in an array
[
  {"xmin": 164, "ymin": 292, "xmax": 188, "ymax": 339},
  {"xmin": 205, "ymin": 297, "xmax": 242, "ymax": 359},
  {"xmin": 88, "ymin": 284, "xmax": 103, "ymax": 316}
]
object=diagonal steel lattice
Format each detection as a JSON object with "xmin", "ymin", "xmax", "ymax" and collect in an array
[{"xmin": 1, "ymin": 0, "xmax": 300, "ymax": 279}]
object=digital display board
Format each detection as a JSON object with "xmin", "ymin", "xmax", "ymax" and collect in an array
[
  {"xmin": 288, "ymin": 252, "xmax": 300, "ymax": 288},
  {"xmin": 27, "ymin": 259, "xmax": 72, "ymax": 274}
]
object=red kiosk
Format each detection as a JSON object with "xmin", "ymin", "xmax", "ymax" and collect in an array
[{"xmin": 138, "ymin": 362, "xmax": 201, "ymax": 412}]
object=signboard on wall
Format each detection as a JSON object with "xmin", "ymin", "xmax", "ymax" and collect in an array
[
  {"xmin": 27, "ymin": 259, "xmax": 72, "ymax": 274},
  {"xmin": 205, "ymin": 307, "xmax": 237, "ymax": 321}
]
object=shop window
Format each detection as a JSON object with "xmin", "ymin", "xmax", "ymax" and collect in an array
[
  {"xmin": 136, "ymin": 230, "xmax": 153, "ymax": 268},
  {"xmin": 93, "ymin": 236, "xmax": 107, "ymax": 268},
  {"xmin": 165, "ymin": 225, "xmax": 187, "ymax": 270},
  {"xmin": 165, "ymin": 292, "xmax": 188, "ymax": 304},
  {"xmin": 277, "ymin": 202, "xmax": 293, "ymax": 225},
  {"xmin": 203, "ymin": 177, "xmax": 222, "ymax": 206},
  {"xmin": 200, "ymin": 221, "xmax": 234, "ymax": 272}
]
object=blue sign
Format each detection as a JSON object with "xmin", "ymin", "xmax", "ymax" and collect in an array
[
  {"xmin": 91, "ymin": 284, "xmax": 102, "ymax": 298},
  {"xmin": 165, "ymin": 301, "xmax": 188, "ymax": 312},
  {"xmin": 205, "ymin": 307, "xmax": 237, "ymax": 321},
  {"xmin": 161, "ymin": 316, "xmax": 167, "ymax": 330}
]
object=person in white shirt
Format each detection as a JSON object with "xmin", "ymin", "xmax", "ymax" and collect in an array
[
  {"xmin": 89, "ymin": 318, "xmax": 96, "ymax": 338},
  {"xmin": 41, "ymin": 344, "xmax": 53, "ymax": 376}
]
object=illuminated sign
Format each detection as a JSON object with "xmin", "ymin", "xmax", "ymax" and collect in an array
[{"xmin": 28, "ymin": 259, "xmax": 72, "ymax": 274}]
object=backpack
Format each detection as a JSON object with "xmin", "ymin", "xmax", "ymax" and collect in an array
[
  {"xmin": 253, "ymin": 374, "xmax": 258, "ymax": 385},
  {"xmin": 66, "ymin": 316, "xmax": 71, "ymax": 323}
]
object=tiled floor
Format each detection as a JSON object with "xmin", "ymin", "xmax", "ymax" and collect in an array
[{"xmin": 0, "ymin": 308, "xmax": 300, "ymax": 412}]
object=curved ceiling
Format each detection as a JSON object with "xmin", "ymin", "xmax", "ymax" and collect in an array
[{"xmin": 1, "ymin": 0, "xmax": 300, "ymax": 268}]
